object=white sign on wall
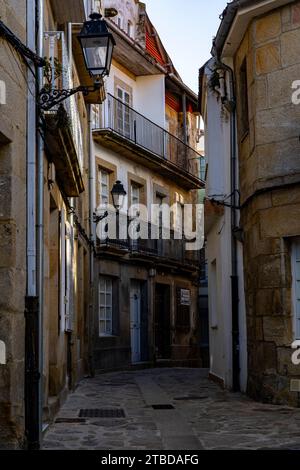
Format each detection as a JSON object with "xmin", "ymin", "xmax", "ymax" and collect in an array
[
  {"xmin": 0, "ymin": 80, "xmax": 6, "ymax": 105},
  {"xmin": 180, "ymin": 289, "xmax": 191, "ymax": 306},
  {"xmin": 0, "ymin": 340, "xmax": 6, "ymax": 365}
]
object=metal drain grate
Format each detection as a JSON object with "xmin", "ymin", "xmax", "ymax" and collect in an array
[
  {"xmin": 174, "ymin": 395, "xmax": 209, "ymax": 401},
  {"xmin": 55, "ymin": 418, "xmax": 86, "ymax": 424},
  {"xmin": 79, "ymin": 409, "xmax": 125, "ymax": 418},
  {"xmin": 152, "ymin": 404, "xmax": 175, "ymax": 410}
]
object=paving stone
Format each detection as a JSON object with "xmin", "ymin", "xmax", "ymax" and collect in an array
[{"xmin": 43, "ymin": 368, "xmax": 300, "ymax": 450}]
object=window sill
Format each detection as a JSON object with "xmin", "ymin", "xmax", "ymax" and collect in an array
[{"xmin": 99, "ymin": 334, "xmax": 118, "ymax": 338}]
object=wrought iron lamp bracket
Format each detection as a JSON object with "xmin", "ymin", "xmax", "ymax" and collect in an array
[
  {"xmin": 39, "ymin": 82, "xmax": 102, "ymax": 111},
  {"xmin": 93, "ymin": 211, "xmax": 108, "ymax": 224}
]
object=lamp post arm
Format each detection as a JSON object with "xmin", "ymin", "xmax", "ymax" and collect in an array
[{"xmin": 39, "ymin": 82, "xmax": 102, "ymax": 111}]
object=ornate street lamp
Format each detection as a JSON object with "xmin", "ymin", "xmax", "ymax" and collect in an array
[
  {"xmin": 111, "ymin": 180, "xmax": 127, "ymax": 211},
  {"xmin": 39, "ymin": 13, "xmax": 115, "ymax": 111},
  {"xmin": 77, "ymin": 12, "xmax": 116, "ymax": 80},
  {"xmin": 111, "ymin": 180, "xmax": 127, "ymax": 241}
]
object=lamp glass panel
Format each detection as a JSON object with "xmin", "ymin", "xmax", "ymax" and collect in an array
[{"xmin": 81, "ymin": 36, "xmax": 109, "ymax": 74}]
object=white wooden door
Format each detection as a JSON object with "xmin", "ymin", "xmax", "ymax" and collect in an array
[{"xmin": 130, "ymin": 281, "xmax": 141, "ymax": 363}]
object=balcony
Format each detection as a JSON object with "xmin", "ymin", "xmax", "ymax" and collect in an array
[
  {"xmin": 97, "ymin": 217, "xmax": 200, "ymax": 272},
  {"xmin": 43, "ymin": 31, "xmax": 84, "ymax": 196},
  {"xmin": 92, "ymin": 94, "xmax": 204, "ymax": 190}
]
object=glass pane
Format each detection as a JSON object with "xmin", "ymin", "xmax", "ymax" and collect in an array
[
  {"xmin": 124, "ymin": 92, "xmax": 130, "ymax": 104},
  {"xmin": 100, "ymin": 293, "xmax": 105, "ymax": 305},
  {"xmin": 100, "ymin": 279, "xmax": 105, "ymax": 291},
  {"xmin": 296, "ymin": 262, "xmax": 300, "ymax": 281},
  {"xmin": 99, "ymin": 320, "xmax": 105, "ymax": 334},
  {"xmin": 101, "ymin": 196, "xmax": 108, "ymax": 207},
  {"xmin": 106, "ymin": 307, "xmax": 112, "ymax": 320},
  {"xmin": 106, "ymin": 280, "xmax": 112, "ymax": 293},
  {"xmin": 296, "ymin": 242, "xmax": 300, "ymax": 260},
  {"xmin": 296, "ymin": 325, "xmax": 300, "ymax": 339},
  {"xmin": 99, "ymin": 307, "xmax": 106, "ymax": 319},
  {"xmin": 101, "ymin": 171, "xmax": 108, "ymax": 184},
  {"xmin": 82, "ymin": 37, "xmax": 108, "ymax": 73},
  {"xmin": 296, "ymin": 281, "xmax": 300, "ymax": 300},
  {"xmin": 105, "ymin": 321, "xmax": 112, "ymax": 335}
]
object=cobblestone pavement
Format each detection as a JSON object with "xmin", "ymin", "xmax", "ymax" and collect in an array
[{"xmin": 43, "ymin": 368, "xmax": 300, "ymax": 450}]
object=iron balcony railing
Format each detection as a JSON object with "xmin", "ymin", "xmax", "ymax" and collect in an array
[
  {"xmin": 44, "ymin": 31, "xmax": 84, "ymax": 170},
  {"xmin": 92, "ymin": 93, "xmax": 203, "ymax": 180},
  {"xmin": 97, "ymin": 218, "xmax": 200, "ymax": 267}
]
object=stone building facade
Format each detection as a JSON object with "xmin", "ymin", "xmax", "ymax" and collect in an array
[
  {"xmin": 90, "ymin": 0, "xmax": 204, "ymax": 371},
  {"xmin": 235, "ymin": 1, "xmax": 300, "ymax": 405},
  {"xmin": 200, "ymin": 0, "xmax": 300, "ymax": 405},
  {"xmin": 0, "ymin": 0, "xmax": 28, "ymax": 448},
  {"xmin": 0, "ymin": 0, "xmax": 99, "ymax": 448},
  {"xmin": 0, "ymin": 0, "xmax": 205, "ymax": 449}
]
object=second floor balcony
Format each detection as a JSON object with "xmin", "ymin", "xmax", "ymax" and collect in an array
[
  {"xmin": 43, "ymin": 31, "xmax": 85, "ymax": 197},
  {"xmin": 92, "ymin": 94, "xmax": 204, "ymax": 190},
  {"xmin": 96, "ymin": 216, "xmax": 200, "ymax": 272}
]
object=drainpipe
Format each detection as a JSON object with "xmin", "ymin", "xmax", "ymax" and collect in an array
[
  {"xmin": 25, "ymin": 0, "xmax": 44, "ymax": 450},
  {"xmin": 88, "ymin": 104, "xmax": 96, "ymax": 377},
  {"xmin": 215, "ymin": 59, "xmax": 240, "ymax": 392},
  {"xmin": 25, "ymin": 0, "xmax": 38, "ymax": 450},
  {"xmin": 36, "ymin": 0, "xmax": 44, "ymax": 444}
]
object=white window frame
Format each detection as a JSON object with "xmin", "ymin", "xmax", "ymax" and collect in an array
[
  {"xmin": 116, "ymin": 86, "xmax": 131, "ymax": 138},
  {"xmin": 127, "ymin": 20, "xmax": 133, "ymax": 38},
  {"xmin": 117, "ymin": 15, "xmax": 123, "ymax": 30},
  {"xmin": 98, "ymin": 168, "xmax": 109, "ymax": 207},
  {"xmin": 99, "ymin": 277, "xmax": 113, "ymax": 337},
  {"xmin": 292, "ymin": 239, "xmax": 300, "ymax": 340},
  {"xmin": 131, "ymin": 183, "xmax": 140, "ymax": 207}
]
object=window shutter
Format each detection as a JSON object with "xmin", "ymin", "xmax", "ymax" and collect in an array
[
  {"xmin": 65, "ymin": 221, "xmax": 74, "ymax": 332},
  {"xmin": 293, "ymin": 241, "xmax": 300, "ymax": 339},
  {"xmin": 59, "ymin": 207, "xmax": 66, "ymax": 332}
]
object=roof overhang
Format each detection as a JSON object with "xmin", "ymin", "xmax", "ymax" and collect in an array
[
  {"xmin": 166, "ymin": 74, "xmax": 198, "ymax": 108},
  {"xmin": 50, "ymin": 0, "xmax": 86, "ymax": 23},
  {"xmin": 105, "ymin": 19, "xmax": 167, "ymax": 76},
  {"xmin": 215, "ymin": 0, "xmax": 294, "ymax": 58}
]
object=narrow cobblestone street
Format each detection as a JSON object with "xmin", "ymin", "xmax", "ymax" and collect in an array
[{"xmin": 43, "ymin": 368, "xmax": 300, "ymax": 450}]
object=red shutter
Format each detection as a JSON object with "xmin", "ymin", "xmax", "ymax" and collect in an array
[
  {"xmin": 146, "ymin": 31, "xmax": 164, "ymax": 66},
  {"xmin": 165, "ymin": 92, "xmax": 181, "ymax": 112}
]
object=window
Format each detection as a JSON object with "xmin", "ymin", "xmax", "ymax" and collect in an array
[
  {"xmin": 239, "ymin": 58, "xmax": 249, "ymax": 138},
  {"xmin": 131, "ymin": 183, "xmax": 140, "ymax": 207},
  {"xmin": 174, "ymin": 202, "xmax": 183, "ymax": 234},
  {"xmin": 199, "ymin": 156, "xmax": 206, "ymax": 181},
  {"xmin": 127, "ymin": 21, "xmax": 133, "ymax": 38},
  {"xmin": 176, "ymin": 288, "xmax": 191, "ymax": 329},
  {"xmin": 99, "ymin": 277, "xmax": 113, "ymax": 336},
  {"xmin": 98, "ymin": 168, "xmax": 109, "ymax": 207},
  {"xmin": 156, "ymin": 194, "xmax": 164, "ymax": 228},
  {"xmin": 292, "ymin": 240, "xmax": 300, "ymax": 339},
  {"xmin": 117, "ymin": 15, "xmax": 123, "ymax": 29},
  {"xmin": 116, "ymin": 87, "xmax": 131, "ymax": 138}
]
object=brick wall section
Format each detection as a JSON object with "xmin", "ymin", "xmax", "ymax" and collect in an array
[{"xmin": 235, "ymin": 2, "xmax": 300, "ymax": 405}]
